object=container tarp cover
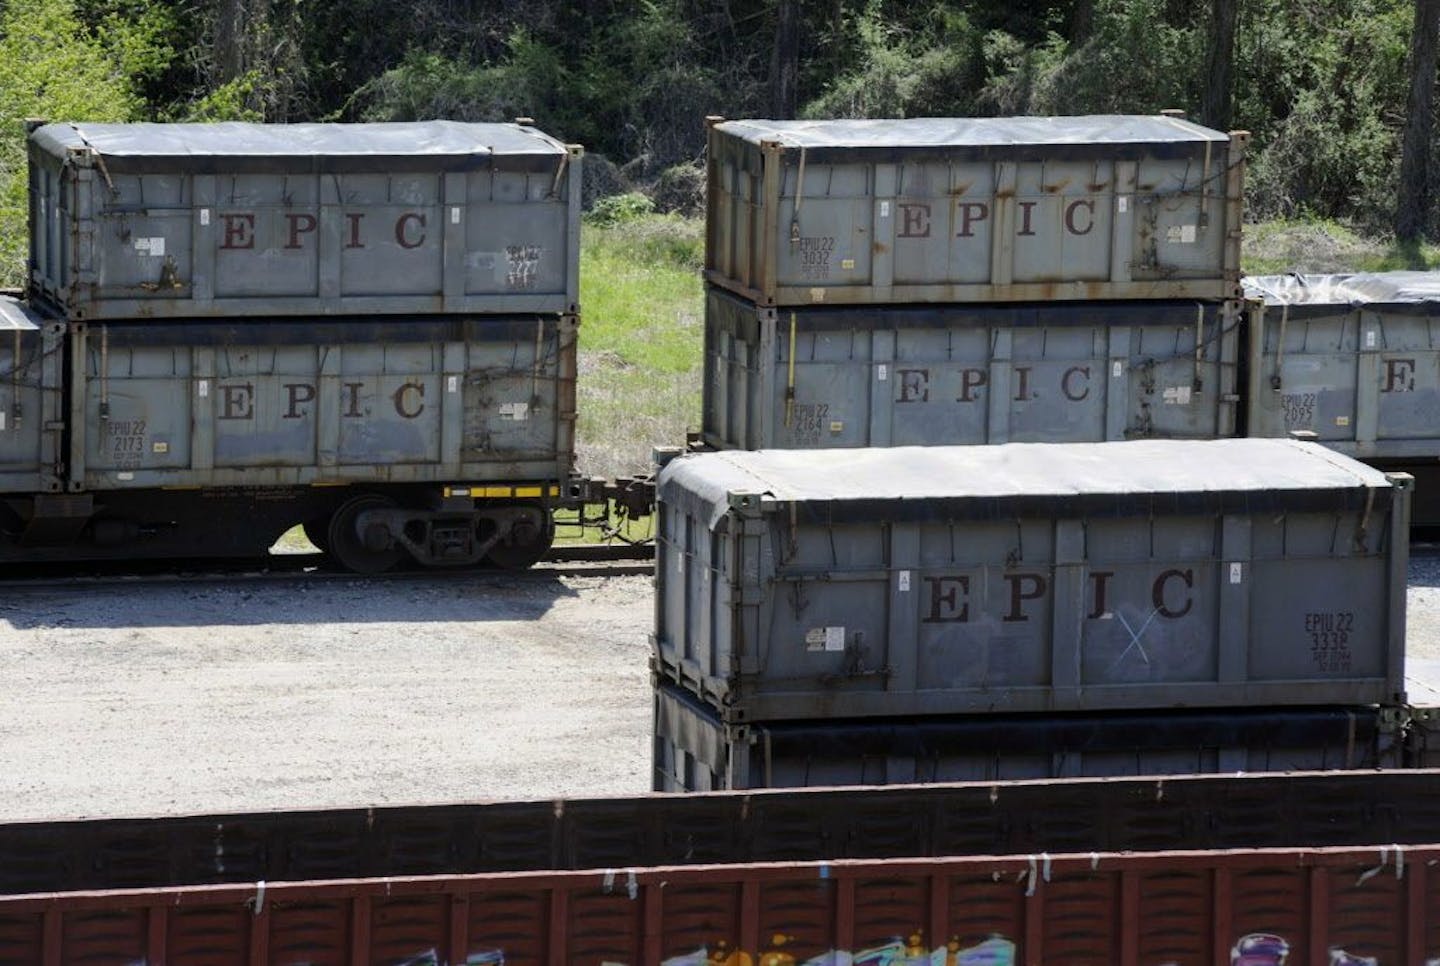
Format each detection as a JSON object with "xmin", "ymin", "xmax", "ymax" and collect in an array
[
  {"xmin": 30, "ymin": 121, "xmax": 568, "ymax": 172},
  {"xmin": 658, "ymin": 439, "xmax": 1395, "ymax": 527},
  {"xmin": 1244, "ymin": 272, "xmax": 1440, "ymax": 308},
  {"xmin": 715, "ymin": 115, "xmax": 1227, "ymax": 160},
  {"xmin": 0, "ymin": 297, "xmax": 41, "ymax": 332}
]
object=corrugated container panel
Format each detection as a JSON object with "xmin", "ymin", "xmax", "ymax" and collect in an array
[
  {"xmin": 654, "ymin": 439, "xmax": 1409, "ymax": 722},
  {"xmin": 706, "ymin": 115, "xmax": 1247, "ymax": 306},
  {"xmin": 66, "ymin": 315, "xmax": 576, "ymax": 491},
  {"xmin": 1245, "ymin": 272, "xmax": 1440, "ymax": 459},
  {"xmin": 703, "ymin": 285, "xmax": 1241, "ymax": 449},
  {"xmin": 0, "ymin": 298, "xmax": 64, "ymax": 494},
  {"xmin": 0, "ymin": 847, "xmax": 1435, "ymax": 964},
  {"xmin": 653, "ymin": 681, "xmax": 1398, "ymax": 790},
  {"xmin": 17, "ymin": 769, "xmax": 1440, "ymax": 896},
  {"xmin": 27, "ymin": 121, "xmax": 581, "ymax": 320}
]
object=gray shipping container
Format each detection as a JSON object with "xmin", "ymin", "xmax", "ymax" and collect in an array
[
  {"xmin": 0, "ymin": 298, "xmax": 64, "ymax": 494},
  {"xmin": 67, "ymin": 316, "xmax": 575, "ymax": 492},
  {"xmin": 653, "ymin": 682, "xmax": 1401, "ymax": 791},
  {"xmin": 654, "ymin": 440, "xmax": 1409, "ymax": 723},
  {"xmin": 1245, "ymin": 272, "xmax": 1440, "ymax": 458},
  {"xmin": 703, "ymin": 285, "xmax": 1240, "ymax": 450},
  {"xmin": 706, "ymin": 115, "xmax": 1246, "ymax": 307},
  {"xmin": 28, "ymin": 121, "xmax": 581, "ymax": 320}
]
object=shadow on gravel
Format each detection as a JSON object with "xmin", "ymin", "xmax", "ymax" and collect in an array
[{"xmin": 0, "ymin": 570, "xmax": 585, "ymax": 629}]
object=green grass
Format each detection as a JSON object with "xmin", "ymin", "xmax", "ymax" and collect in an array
[
  {"xmin": 574, "ymin": 213, "xmax": 705, "ymax": 481},
  {"xmin": 1242, "ymin": 217, "xmax": 1440, "ymax": 276}
]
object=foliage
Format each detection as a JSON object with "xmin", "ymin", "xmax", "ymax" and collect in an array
[
  {"xmin": 575, "ymin": 214, "xmax": 703, "ymax": 478},
  {"xmin": 585, "ymin": 192, "xmax": 656, "ymax": 228}
]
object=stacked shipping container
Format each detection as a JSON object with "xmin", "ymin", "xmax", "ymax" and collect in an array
[
  {"xmin": 13, "ymin": 121, "xmax": 584, "ymax": 569},
  {"xmin": 661, "ymin": 115, "xmax": 1412, "ymax": 789}
]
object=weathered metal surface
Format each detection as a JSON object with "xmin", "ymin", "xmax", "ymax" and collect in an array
[
  {"xmin": 703, "ymin": 285, "xmax": 1241, "ymax": 450},
  {"xmin": 27, "ymin": 121, "xmax": 582, "ymax": 320},
  {"xmin": 67, "ymin": 316, "xmax": 576, "ymax": 492},
  {"xmin": 13, "ymin": 769, "xmax": 1440, "ymax": 896},
  {"xmin": 0, "ymin": 846, "xmax": 1433, "ymax": 964},
  {"xmin": 0, "ymin": 298, "xmax": 63, "ymax": 494},
  {"xmin": 654, "ymin": 440, "xmax": 1410, "ymax": 722},
  {"xmin": 654, "ymin": 680, "xmax": 1402, "ymax": 789},
  {"xmin": 706, "ymin": 115, "xmax": 1247, "ymax": 306},
  {"xmin": 1245, "ymin": 272, "xmax": 1440, "ymax": 460}
]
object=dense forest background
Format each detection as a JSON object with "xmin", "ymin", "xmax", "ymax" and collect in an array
[{"xmin": 0, "ymin": 0, "xmax": 1436, "ymax": 286}]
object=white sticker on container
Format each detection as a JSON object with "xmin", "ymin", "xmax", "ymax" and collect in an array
[
  {"xmin": 199, "ymin": 209, "xmax": 210, "ymax": 226},
  {"xmin": 1230, "ymin": 562, "xmax": 1243, "ymax": 584},
  {"xmin": 898, "ymin": 570, "xmax": 910, "ymax": 592},
  {"xmin": 810, "ymin": 288, "xmax": 826, "ymax": 303},
  {"xmin": 840, "ymin": 258, "xmax": 855, "ymax": 270},
  {"xmin": 1112, "ymin": 361, "xmax": 1124, "ymax": 378},
  {"xmin": 134, "ymin": 237, "xmax": 166, "ymax": 256},
  {"xmin": 1117, "ymin": 196, "xmax": 1129, "ymax": 213},
  {"xmin": 1162, "ymin": 385, "xmax": 1192, "ymax": 405},
  {"xmin": 828, "ymin": 421, "xmax": 843, "ymax": 433},
  {"xmin": 1166, "ymin": 224, "xmax": 1198, "ymax": 244},
  {"xmin": 499, "ymin": 402, "xmax": 530, "ymax": 421},
  {"xmin": 451, "ymin": 206, "xmax": 461, "ymax": 224},
  {"xmin": 1365, "ymin": 330, "xmax": 1377, "ymax": 348},
  {"xmin": 0, "ymin": 411, "xmax": 6, "ymax": 431},
  {"xmin": 824, "ymin": 626, "xmax": 845, "ymax": 651},
  {"xmin": 117, "ymin": 472, "xmax": 134, "ymax": 481},
  {"xmin": 152, "ymin": 441, "xmax": 168, "ymax": 454},
  {"xmin": 877, "ymin": 364, "xmax": 888, "ymax": 382},
  {"xmin": 198, "ymin": 379, "xmax": 209, "ymax": 398},
  {"xmin": 447, "ymin": 375, "xmax": 459, "ymax": 393},
  {"xmin": 1336, "ymin": 416, "xmax": 1351, "ymax": 426},
  {"xmin": 677, "ymin": 554, "xmax": 684, "ymax": 574},
  {"xmin": 880, "ymin": 201, "xmax": 891, "ymax": 217}
]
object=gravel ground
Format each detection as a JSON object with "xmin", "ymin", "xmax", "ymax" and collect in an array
[
  {"xmin": 0, "ymin": 570, "xmax": 654, "ymax": 822},
  {"xmin": 2, "ymin": 557, "xmax": 1440, "ymax": 824}
]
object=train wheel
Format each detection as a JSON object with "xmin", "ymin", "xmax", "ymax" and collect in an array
[
  {"xmin": 327, "ymin": 495, "xmax": 405, "ymax": 574},
  {"xmin": 302, "ymin": 516, "xmax": 332, "ymax": 554},
  {"xmin": 485, "ymin": 507, "xmax": 555, "ymax": 570}
]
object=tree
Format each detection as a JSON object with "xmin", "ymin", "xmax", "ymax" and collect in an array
[
  {"xmin": 1200, "ymin": 0, "xmax": 1238, "ymax": 130},
  {"xmin": 771, "ymin": 0, "xmax": 800, "ymax": 118},
  {"xmin": 1398, "ymin": 0, "xmax": 1440, "ymax": 241}
]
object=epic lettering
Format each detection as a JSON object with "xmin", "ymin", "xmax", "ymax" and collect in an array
[
  {"xmin": 217, "ymin": 211, "xmax": 429, "ymax": 251},
  {"xmin": 897, "ymin": 366, "xmax": 1091, "ymax": 404},
  {"xmin": 214, "ymin": 382, "xmax": 427, "ymax": 420},
  {"xmin": 922, "ymin": 569, "xmax": 1195, "ymax": 624},
  {"xmin": 895, "ymin": 199, "xmax": 1096, "ymax": 239}
]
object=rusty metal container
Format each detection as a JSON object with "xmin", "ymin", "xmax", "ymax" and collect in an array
[
  {"xmin": 654, "ymin": 439, "xmax": 1410, "ymax": 723},
  {"xmin": 703, "ymin": 284, "xmax": 1241, "ymax": 449},
  {"xmin": 27, "ymin": 121, "xmax": 581, "ymax": 320},
  {"xmin": 654, "ymin": 680, "xmax": 1400, "ymax": 789},
  {"xmin": 706, "ymin": 115, "xmax": 1247, "ymax": 306},
  {"xmin": 66, "ymin": 315, "xmax": 576, "ymax": 492},
  {"xmin": 0, "ymin": 298, "xmax": 63, "ymax": 494},
  {"xmin": 0, "ymin": 844, "xmax": 1431, "ymax": 963}
]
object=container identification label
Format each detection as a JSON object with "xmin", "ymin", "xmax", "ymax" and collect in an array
[
  {"xmin": 898, "ymin": 570, "xmax": 910, "ymax": 591},
  {"xmin": 1306, "ymin": 611, "xmax": 1354, "ymax": 672},
  {"xmin": 805, "ymin": 626, "xmax": 846, "ymax": 652}
]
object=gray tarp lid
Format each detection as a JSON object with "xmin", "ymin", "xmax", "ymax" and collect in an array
[
  {"xmin": 0, "ymin": 297, "xmax": 42, "ymax": 332},
  {"xmin": 29, "ymin": 120, "xmax": 571, "ymax": 174},
  {"xmin": 1243, "ymin": 272, "xmax": 1440, "ymax": 307},
  {"xmin": 715, "ymin": 115, "xmax": 1228, "ymax": 162},
  {"xmin": 659, "ymin": 439, "xmax": 1396, "ymax": 530}
]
